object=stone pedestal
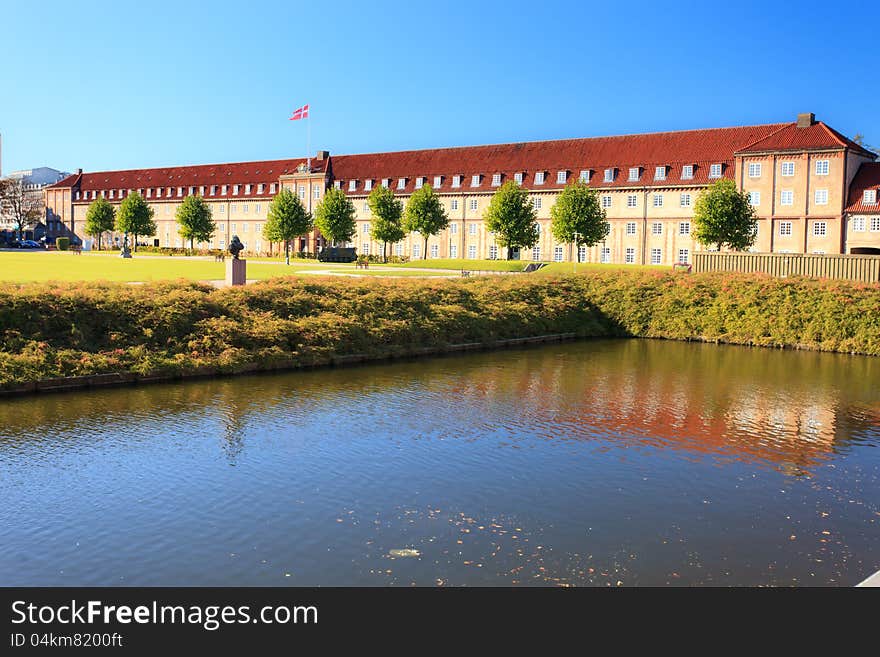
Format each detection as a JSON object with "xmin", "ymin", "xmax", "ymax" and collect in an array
[{"xmin": 226, "ymin": 258, "xmax": 247, "ymax": 286}]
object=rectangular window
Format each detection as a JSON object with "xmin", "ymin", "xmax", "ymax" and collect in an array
[
  {"xmin": 398, "ymin": 178, "xmax": 406, "ymax": 190},
  {"xmin": 468, "ymin": 223, "xmax": 477, "ymax": 236},
  {"xmin": 452, "ymin": 175, "xmax": 462, "ymax": 188},
  {"xmin": 433, "ymin": 176, "xmax": 442, "ymax": 188},
  {"xmin": 781, "ymin": 190, "xmax": 794, "ymax": 206},
  {"xmin": 814, "ymin": 189, "xmax": 828, "ymax": 205},
  {"xmin": 451, "ymin": 199, "xmax": 459, "ymax": 211},
  {"xmin": 242, "ymin": 204, "xmax": 248, "ymax": 213},
  {"xmin": 679, "ymin": 221, "xmax": 690, "ymax": 235},
  {"xmin": 412, "ymin": 243, "xmax": 421, "ymax": 258},
  {"xmin": 779, "ymin": 221, "xmax": 793, "ymax": 235},
  {"xmin": 748, "ymin": 163, "xmax": 762, "ymax": 178},
  {"xmin": 270, "ymin": 183, "xmax": 277, "ymax": 194},
  {"xmin": 600, "ymin": 247, "xmax": 610, "ymax": 263},
  {"xmin": 678, "ymin": 249, "xmax": 690, "ymax": 264},
  {"xmin": 625, "ymin": 247, "xmax": 635, "ymax": 264},
  {"xmin": 514, "ymin": 172, "xmax": 524, "ymax": 184},
  {"xmin": 533, "ymin": 197, "xmax": 542, "ymax": 210},
  {"xmin": 245, "ymin": 184, "xmax": 252, "ymax": 194},
  {"xmin": 653, "ymin": 194, "xmax": 663, "ymax": 207},
  {"xmin": 815, "ymin": 160, "xmax": 830, "ymax": 176},
  {"xmin": 415, "ymin": 177, "xmax": 424, "ymax": 189},
  {"xmin": 468, "ymin": 244, "xmax": 477, "ymax": 259},
  {"xmin": 556, "ymin": 171, "xmax": 567, "ymax": 184},
  {"xmin": 626, "ymin": 195, "xmax": 638, "ymax": 208},
  {"xmin": 450, "ymin": 244, "xmax": 457, "ymax": 258},
  {"xmin": 813, "ymin": 221, "xmax": 827, "ymax": 236},
  {"xmin": 535, "ymin": 172, "xmax": 545, "ymax": 185},
  {"xmin": 626, "ymin": 222, "xmax": 636, "ymax": 235},
  {"xmin": 232, "ymin": 185, "xmax": 239, "ymax": 196},
  {"xmin": 749, "ymin": 191, "xmax": 761, "ymax": 206},
  {"xmin": 382, "ymin": 178, "xmax": 390, "ymax": 188},
  {"xmin": 709, "ymin": 163, "xmax": 722, "ymax": 178},
  {"xmin": 628, "ymin": 167, "xmax": 640, "ymax": 181},
  {"xmin": 554, "ymin": 246, "xmax": 564, "ymax": 262},
  {"xmin": 491, "ymin": 173, "xmax": 502, "ymax": 187},
  {"xmin": 578, "ymin": 245, "xmax": 586, "ymax": 261},
  {"xmin": 470, "ymin": 174, "xmax": 481, "ymax": 187},
  {"xmin": 431, "ymin": 244, "xmax": 439, "ymax": 258},
  {"xmin": 489, "ymin": 244, "xmax": 498, "ymax": 259},
  {"xmin": 680, "ymin": 194, "xmax": 691, "ymax": 207},
  {"xmin": 450, "ymin": 222, "xmax": 458, "ymax": 234},
  {"xmin": 681, "ymin": 165, "xmax": 694, "ymax": 179},
  {"xmin": 864, "ymin": 190, "xmax": 877, "ymax": 204},
  {"xmin": 348, "ymin": 180, "xmax": 357, "ymax": 191},
  {"xmin": 579, "ymin": 170, "xmax": 590, "ymax": 183},
  {"xmin": 651, "ymin": 222, "xmax": 662, "ymax": 235},
  {"xmin": 654, "ymin": 166, "xmax": 666, "ymax": 180},
  {"xmin": 395, "ymin": 243, "xmax": 403, "ymax": 256},
  {"xmin": 364, "ymin": 179, "xmax": 373, "ymax": 191},
  {"xmin": 604, "ymin": 168, "xmax": 615, "ymax": 183},
  {"xmin": 601, "ymin": 195, "xmax": 612, "ymax": 208},
  {"xmin": 469, "ymin": 199, "xmax": 478, "ymax": 211},
  {"xmin": 852, "ymin": 217, "xmax": 866, "ymax": 232},
  {"xmin": 532, "ymin": 246, "xmax": 541, "ymax": 261},
  {"xmin": 781, "ymin": 162, "xmax": 795, "ymax": 177},
  {"xmin": 314, "ymin": 187, "xmax": 321, "ymax": 199},
  {"xmin": 871, "ymin": 217, "xmax": 880, "ymax": 232},
  {"xmin": 362, "ymin": 222, "xmax": 370, "ymax": 234},
  {"xmin": 361, "ymin": 242, "xmax": 370, "ymax": 255},
  {"xmin": 650, "ymin": 248, "xmax": 662, "ymax": 265}
]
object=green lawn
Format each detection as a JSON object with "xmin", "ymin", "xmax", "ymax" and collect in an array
[
  {"xmin": 0, "ymin": 251, "xmax": 452, "ymax": 283},
  {"xmin": 388, "ymin": 257, "xmax": 667, "ymax": 274}
]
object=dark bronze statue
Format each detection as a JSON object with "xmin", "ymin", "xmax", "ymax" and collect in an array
[{"xmin": 228, "ymin": 235, "xmax": 244, "ymax": 259}]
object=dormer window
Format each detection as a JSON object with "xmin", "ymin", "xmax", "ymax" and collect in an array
[
  {"xmin": 470, "ymin": 174, "xmax": 481, "ymax": 187},
  {"xmin": 556, "ymin": 171, "xmax": 567, "ymax": 184},
  {"xmin": 709, "ymin": 164, "xmax": 722, "ymax": 178},
  {"xmin": 75, "ymin": 191, "xmax": 80, "ymax": 200},
  {"xmin": 190, "ymin": 186, "xmax": 197, "ymax": 195},
  {"xmin": 397, "ymin": 177, "xmax": 406, "ymax": 190},
  {"xmin": 628, "ymin": 167, "xmax": 640, "ymax": 181},
  {"xmin": 655, "ymin": 166, "xmax": 667, "ymax": 180},
  {"xmin": 210, "ymin": 185, "xmax": 216, "ymax": 195},
  {"xmin": 534, "ymin": 171, "xmax": 545, "ymax": 185},
  {"xmin": 452, "ymin": 175, "xmax": 462, "ymax": 188},
  {"xmin": 364, "ymin": 179, "xmax": 373, "ymax": 191},
  {"xmin": 232, "ymin": 185, "xmax": 239, "ymax": 196},
  {"xmin": 865, "ymin": 189, "xmax": 878, "ymax": 204},
  {"xmin": 349, "ymin": 180, "xmax": 358, "ymax": 191},
  {"xmin": 270, "ymin": 183, "xmax": 276, "ymax": 194},
  {"xmin": 257, "ymin": 183, "xmax": 264, "ymax": 194},
  {"xmin": 579, "ymin": 170, "xmax": 590, "ymax": 183},
  {"xmin": 433, "ymin": 176, "xmax": 442, "ymax": 188},
  {"xmin": 145, "ymin": 188, "xmax": 152, "ymax": 198},
  {"xmin": 382, "ymin": 178, "xmax": 390, "ymax": 188},
  {"xmin": 178, "ymin": 187, "xmax": 185, "ymax": 196},
  {"xmin": 167, "ymin": 187, "xmax": 173, "ymax": 197},
  {"xmin": 682, "ymin": 165, "xmax": 694, "ymax": 180},
  {"xmin": 415, "ymin": 177, "xmax": 424, "ymax": 189},
  {"xmin": 514, "ymin": 172, "xmax": 524, "ymax": 184},
  {"xmin": 334, "ymin": 180, "xmax": 342, "ymax": 189},
  {"xmin": 492, "ymin": 173, "xmax": 502, "ymax": 187},
  {"xmin": 109, "ymin": 190, "xmax": 115, "ymax": 199},
  {"xmin": 604, "ymin": 168, "xmax": 615, "ymax": 183},
  {"xmin": 245, "ymin": 184, "xmax": 252, "ymax": 194},
  {"xmin": 199, "ymin": 186, "xmax": 206, "ymax": 195}
]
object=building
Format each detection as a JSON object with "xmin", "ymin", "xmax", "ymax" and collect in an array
[
  {"xmin": 44, "ymin": 113, "xmax": 879, "ymax": 262},
  {"xmin": 1, "ymin": 167, "xmax": 72, "ymax": 239}
]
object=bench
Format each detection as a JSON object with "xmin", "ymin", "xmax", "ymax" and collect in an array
[
  {"xmin": 461, "ymin": 270, "xmax": 470, "ymax": 277},
  {"xmin": 356, "ymin": 261, "xmax": 369, "ymax": 270}
]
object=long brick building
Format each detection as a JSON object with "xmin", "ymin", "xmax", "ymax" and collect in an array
[{"xmin": 44, "ymin": 112, "xmax": 880, "ymax": 263}]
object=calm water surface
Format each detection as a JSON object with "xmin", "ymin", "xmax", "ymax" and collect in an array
[{"xmin": 1, "ymin": 339, "xmax": 878, "ymax": 586}]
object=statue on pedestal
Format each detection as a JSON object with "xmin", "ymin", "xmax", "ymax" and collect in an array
[
  {"xmin": 229, "ymin": 235, "xmax": 244, "ymax": 259},
  {"xmin": 120, "ymin": 233, "xmax": 132, "ymax": 258}
]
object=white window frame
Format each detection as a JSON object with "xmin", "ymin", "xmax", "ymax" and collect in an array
[
  {"xmin": 814, "ymin": 189, "xmax": 828, "ymax": 205},
  {"xmin": 709, "ymin": 163, "xmax": 722, "ymax": 178},
  {"xmin": 514, "ymin": 172, "xmax": 524, "ymax": 184},
  {"xmin": 604, "ymin": 168, "xmax": 615, "ymax": 183},
  {"xmin": 579, "ymin": 170, "xmax": 590, "ymax": 183},
  {"xmin": 679, "ymin": 221, "xmax": 690, "ymax": 236},
  {"xmin": 652, "ymin": 194, "xmax": 663, "ymax": 207},
  {"xmin": 863, "ymin": 189, "xmax": 877, "ymax": 204},
  {"xmin": 625, "ymin": 222, "xmax": 636, "ymax": 235},
  {"xmin": 601, "ymin": 195, "xmax": 612, "ymax": 208},
  {"xmin": 650, "ymin": 248, "xmax": 662, "ymax": 265},
  {"xmin": 680, "ymin": 193, "xmax": 691, "ymax": 207},
  {"xmin": 749, "ymin": 191, "xmax": 760, "ymax": 206},
  {"xmin": 492, "ymin": 173, "xmax": 502, "ymax": 187},
  {"xmin": 433, "ymin": 176, "xmax": 442, "ymax": 188},
  {"xmin": 781, "ymin": 162, "xmax": 795, "ymax": 177},
  {"xmin": 470, "ymin": 174, "xmax": 481, "ymax": 187},
  {"xmin": 415, "ymin": 177, "xmax": 424, "ymax": 189},
  {"xmin": 452, "ymin": 175, "xmax": 462, "ymax": 188},
  {"xmin": 626, "ymin": 195, "xmax": 637, "ymax": 208},
  {"xmin": 628, "ymin": 167, "xmax": 640, "ymax": 181},
  {"xmin": 556, "ymin": 171, "xmax": 567, "ymax": 184},
  {"xmin": 748, "ymin": 162, "xmax": 762, "ymax": 178},
  {"xmin": 681, "ymin": 165, "xmax": 694, "ymax": 180},
  {"xmin": 781, "ymin": 190, "xmax": 794, "ymax": 206},
  {"xmin": 813, "ymin": 221, "xmax": 827, "ymax": 236},
  {"xmin": 651, "ymin": 222, "xmax": 662, "ymax": 235},
  {"xmin": 779, "ymin": 221, "xmax": 793, "ymax": 236},
  {"xmin": 534, "ymin": 171, "xmax": 545, "ymax": 185},
  {"xmin": 397, "ymin": 178, "xmax": 406, "ymax": 190},
  {"xmin": 348, "ymin": 180, "xmax": 358, "ymax": 191},
  {"xmin": 654, "ymin": 166, "xmax": 666, "ymax": 180},
  {"xmin": 815, "ymin": 160, "xmax": 830, "ymax": 176}
]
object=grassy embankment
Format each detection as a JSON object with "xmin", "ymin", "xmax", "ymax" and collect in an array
[{"xmin": 1, "ymin": 270, "xmax": 878, "ymax": 390}]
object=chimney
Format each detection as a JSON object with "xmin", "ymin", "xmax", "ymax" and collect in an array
[
  {"xmin": 77, "ymin": 168, "xmax": 82, "ymax": 175},
  {"xmin": 797, "ymin": 112, "xmax": 815, "ymax": 128},
  {"xmin": 315, "ymin": 150, "xmax": 329, "ymax": 161}
]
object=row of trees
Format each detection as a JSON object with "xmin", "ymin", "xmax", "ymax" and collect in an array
[{"xmin": 82, "ymin": 177, "xmax": 757, "ymax": 260}]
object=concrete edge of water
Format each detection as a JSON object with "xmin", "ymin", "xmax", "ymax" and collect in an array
[{"xmin": 0, "ymin": 332, "xmax": 580, "ymax": 398}]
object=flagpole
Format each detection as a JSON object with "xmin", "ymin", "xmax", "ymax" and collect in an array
[{"xmin": 306, "ymin": 111, "xmax": 311, "ymax": 172}]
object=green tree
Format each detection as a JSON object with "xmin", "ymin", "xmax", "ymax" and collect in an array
[
  {"xmin": 692, "ymin": 178, "xmax": 758, "ymax": 251},
  {"xmin": 484, "ymin": 181, "xmax": 539, "ymax": 260},
  {"xmin": 115, "ymin": 191, "xmax": 156, "ymax": 252},
  {"xmin": 175, "ymin": 195, "xmax": 216, "ymax": 252},
  {"xmin": 264, "ymin": 188, "xmax": 313, "ymax": 265},
  {"xmin": 314, "ymin": 187, "xmax": 357, "ymax": 248},
  {"xmin": 403, "ymin": 184, "xmax": 448, "ymax": 259},
  {"xmin": 367, "ymin": 185, "xmax": 405, "ymax": 262},
  {"xmin": 83, "ymin": 197, "xmax": 116, "ymax": 250},
  {"xmin": 550, "ymin": 181, "xmax": 609, "ymax": 262}
]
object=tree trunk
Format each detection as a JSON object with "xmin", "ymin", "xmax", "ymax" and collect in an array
[
  {"xmin": 383, "ymin": 241, "xmax": 387, "ymax": 263},
  {"xmin": 285, "ymin": 240, "xmax": 290, "ymax": 265},
  {"xmin": 423, "ymin": 236, "xmax": 428, "ymax": 260},
  {"xmin": 133, "ymin": 234, "xmax": 138, "ymax": 252}
]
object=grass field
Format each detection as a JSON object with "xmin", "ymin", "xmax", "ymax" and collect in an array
[{"xmin": 0, "ymin": 252, "xmax": 455, "ymax": 282}]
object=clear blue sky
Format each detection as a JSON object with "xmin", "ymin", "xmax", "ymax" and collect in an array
[{"xmin": 1, "ymin": 0, "xmax": 877, "ymax": 174}]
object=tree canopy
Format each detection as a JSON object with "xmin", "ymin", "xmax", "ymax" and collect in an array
[
  {"xmin": 314, "ymin": 187, "xmax": 356, "ymax": 246},
  {"xmin": 367, "ymin": 185, "xmax": 405, "ymax": 262},
  {"xmin": 483, "ymin": 181, "xmax": 539, "ymax": 259},
  {"xmin": 264, "ymin": 188, "xmax": 313, "ymax": 264},
  {"xmin": 403, "ymin": 184, "xmax": 448, "ymax": 259},
  {"xmin": 84, "ymin": 197, "xmax": 116, "ymax": 250},
  {"xmin": 0, "ymin": 178, "xmax": 43, "ymax": 239},
  {"xmin": 176, "ymin": 195, "xmax": 216, "ymax": 251},
  {"xmin": 692, "ymin": 178, "xmax": 758, "ymax": 251},
  {"xmin": 115, "ymin": 191, "xmax": 156, "ymax": 251},
  {"xmin": 550, "ymin": 181, "xmax": 609, "ymax": 261}
]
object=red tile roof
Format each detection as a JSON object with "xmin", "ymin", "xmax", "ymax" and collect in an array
[
  {"xmin": 736, "ymin": 121, "xmax": 874, "ymax": 156},
  {"xmin": 330, "ymin": 123, "xmax": 787, "ymax": 194},
  {"xmin": 846, "ymin": 162, "xmax": 880, "ymax": 214},
  {"xmin": 50, "ymin": 157, "xmax": 327, "ymax": 202}
]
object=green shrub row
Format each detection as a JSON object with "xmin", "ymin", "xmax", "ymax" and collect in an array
[{"xmin": 0, "ymin": 271, "xmax": 878, "ymax": 387}]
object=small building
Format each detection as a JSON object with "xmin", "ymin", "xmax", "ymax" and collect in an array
[{"xmin": 845, "ymin": 162, "xmax": 880, "ymax": 255}]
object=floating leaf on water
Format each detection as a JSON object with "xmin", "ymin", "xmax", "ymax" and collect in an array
[{"xmin": 389, "ymin": 548, "xmax": 421, "ymax": 558}]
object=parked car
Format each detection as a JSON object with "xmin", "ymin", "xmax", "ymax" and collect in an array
[{"xmin": 19, "ymin": 240, "xmax": 41, "ymax": 249}]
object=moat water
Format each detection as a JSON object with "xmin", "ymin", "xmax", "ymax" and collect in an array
[{"xmin": 1, "ymin": 339, "xmax": 878, "ymax": 586}]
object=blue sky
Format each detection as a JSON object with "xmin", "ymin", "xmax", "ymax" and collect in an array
[{"xmin": 1, "ymin": 0, "xmax": 877, "ymax": 174}]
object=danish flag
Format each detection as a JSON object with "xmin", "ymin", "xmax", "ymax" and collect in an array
[{"xmin": 289, "ymin": 104, "xmax": 309, "ymax": 121}]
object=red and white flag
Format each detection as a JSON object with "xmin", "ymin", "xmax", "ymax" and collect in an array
[{"xmin": 289, "ymin": 104, "xmax": 309, "ymax": 121}]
